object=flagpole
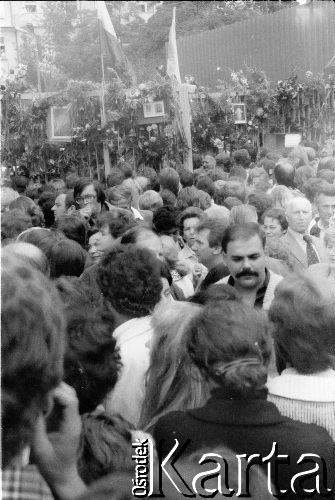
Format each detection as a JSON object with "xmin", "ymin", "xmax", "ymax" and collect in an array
[{"xmin": 97, "ymin": 2, "xmax": 112, "ymax": 179}]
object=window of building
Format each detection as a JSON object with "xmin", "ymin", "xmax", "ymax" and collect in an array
[{"xmin": 25, "ymin": 1, "xmax": 37, "ymax": 13}]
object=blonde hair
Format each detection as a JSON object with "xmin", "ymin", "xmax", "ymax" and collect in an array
[
  {"xmin": 270, "ymin": 185, "xmax": 294, "ymax": 210},
  {"xmin": 139, "ymin": 302, "xmax": 208, "ymax": 431}
]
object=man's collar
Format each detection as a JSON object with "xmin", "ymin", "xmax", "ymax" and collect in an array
[{"xmin": 227, "ymin": 268, "xmax": 270, "ymax": 308}]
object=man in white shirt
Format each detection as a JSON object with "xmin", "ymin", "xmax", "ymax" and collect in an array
[
  {"xmin": 280, "ymin": 197, "xmax": 328, "ymax": 273},
  {"xmin": 98, "ymin": 245, "xmax": 163, "ymax": 426}
]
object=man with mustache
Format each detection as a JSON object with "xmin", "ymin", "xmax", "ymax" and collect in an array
[{"xmin": 216, "ymin": 223, "xmax": 282, "ymax": 310}]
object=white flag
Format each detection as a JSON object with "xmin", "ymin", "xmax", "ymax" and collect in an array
[{"xmin": 167, "ymin": 7, "xmax": 181, "ymax": 83}]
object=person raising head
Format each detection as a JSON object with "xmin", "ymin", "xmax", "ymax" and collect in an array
[{"xmin": 216, "ymin": 223, "xmax": 282, "ymax": 310}]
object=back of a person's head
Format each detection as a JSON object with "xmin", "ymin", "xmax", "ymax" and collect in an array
[
  {"xmin": 248, "ymin": 166, "xmax": 269, "ymax": 186},
  {"xmin": 55, "ymin": 213, "xmax": 87, "ymax": 247},
  {"xmin": 229, "ymin": 165, "xmax": 247, "ymax": 181},
  {"xmin": 196, "ymin": 176, "xmax": 215, "ymax": 198},
  {"xmin": 1, "ymin": 209, "xmax": 32, "ymax": 240},
  {"xmin": 136, "ymin": 165, "xmax": 158, "ymax": 189},
  {"xmin": 17, "ymin": 227, "xmax": 66, "ymax": 260},
  {"xmin": 153, "ymin": 206, "xmax": 179, "ymax": 235},
  {"xmin": 316, "ymin": 169, "xmax": 335, "ymax": 184},
  {"xmin": 47, "ymin": 178, "xmax": 66, "ymax": 194},
  {"xmin": 12, "ymin": 175, "xmax": 29, "ymax": 194},
  {"xmin": 270, "ymin": 185, "xmax": 294, "ymax": 210},
  {"xmin": 222, "ymin": 179, "xmax": 246, "ymax": 203},
  {"xmin": 229, "ymin": 204, "xmax": 258, "ymax": 225},
  {"xmin": 247, "ymin": 191, "xmax": 273, "ymax": 221},
  {"xmin": 176, "ymin": 186, "xmax": 202, "ymax": 211},
  {"xmin": 274, "ymin": 162, "xmax": 295, "ymax": 188},
  {"xmin": 188, "ymin": 302, "xmax": 271, "ymax": 398},
  {"xmin": 215, "ymin": 152, "xmax": 232, "ymax": 171},
  {"xmin": 98, "ymin": 245, "xmax": 162, "ymax": 317},
  {"xmin": 8, "ymin": 196, "xmax": 45, "ymax": 227},
  {"xmin": 1, "ymin": 186, "xmax": 20, "ymax": 212},
  {"xmin": 78, "ymin": 412, "xmax": 134, "ymax": 484},
  {"xmin": 49, "ymin": 239, "xmax": 87, "ymax": 278},
  {"xmin": 317, "ymin": 156, "xmax": 335, "ymax": 172},
  {"xmin": 4, "ymin": 242, "xmax": 50, "ymax": 275},
  {"xmin": 106, "ymin": 168, "xmax": 125, "ymax": 188},
  {"xmin": 107, "ymin": 184, "xmax": 132, "ymax": 208},
  {"xmin": 64, "ymin": 309, "xmax": 120, "ymax": 414},
  {"xmin": 258, "ymin": 158, "xmax": 276, "ymax": 175},
  {"xmin": 189, "ymin": 283, "xmax": 240, "ymax": 305},
  {"xmin": 97, "ymin": 208, "xmax": 136, "ymax": 239},
  {"xmin": 140, "ymin": 301, "xmax": 205, "ymax": 429},
  {"xmin": 159, "ymin": 167, "xmax": 180, "ymax": 197},
  {"xmin": 294, "ymin": 165, "xmax": 315, "ymax": 191},
  {"xmin": 178, "ymin": 168, "xmax": 194, "ymax": 188},
  {"xmin": 208, "ymin": 167, "xmax": 228, "ymax": 182},
  {"xmin": 197, "ymin": 189, "xmax": 212, "ymax": 210},
  {"xmin": 1, "ymin": 253, "xmax": 65, "ymax": 468},
  {"xmin": 65, "ymin": 172, "xmax": 80, "ymax": 189},
  {"xmin": 160, "ymin": 188, "xmax": 177, "ymax": 207},
  {"xmin": 38, "ymin": 190, "xmax": 57, "ymax": 227},
  {"xmin": 232, "ymin": 149, "xmax": 250, "ymax": 167},
  {"xmin": 138, "ymin": 190, "xmax": 163, "ymax": 211},
  {"xmin": 269, "ymin": 274, "xmax": 335, "ymax": 374},
  {"xmin": 118, "ymin": 161, "xmax": 133, "ymax": 179},
  {"xmin": 223, "ymin": 196, "xmax": 243, "ymax": 210}
]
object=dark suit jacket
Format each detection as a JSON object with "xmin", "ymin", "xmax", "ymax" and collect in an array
[
  {"xmin": 279, "ymin": 229, "xmax": 328, "ymax": 273},
  {"xmin": 153, "ymin": 389, "xmax": 334, "ymax": 499}
]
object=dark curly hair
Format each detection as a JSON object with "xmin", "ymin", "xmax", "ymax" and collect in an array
[
  {"xmin": 153, "ymin": 206, "xmax": 179, "ymax": 235},
  {"xmin": 64, "ymin": 309, "xmax": 121, "ymax": 414},
  {"xmin": 98, "ymin": 245, "xmax": 162, "ymax": 317}
]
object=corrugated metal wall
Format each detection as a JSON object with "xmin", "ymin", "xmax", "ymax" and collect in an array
[{"xmin": 177, "ymin": 2, "xmax": 335, "ymax": 89}]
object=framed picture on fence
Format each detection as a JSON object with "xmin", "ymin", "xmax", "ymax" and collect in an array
[
  {"xmin": 232, "ymin": 103, "xmax": 247, "ymax": 124},
  {"xmin": 143, "ymin": 100, "xmax": 165, "ymax": 118}
]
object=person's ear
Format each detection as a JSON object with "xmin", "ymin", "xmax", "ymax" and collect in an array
[
  {"xmin": 212, "ymin": 245, "xmax": 222, "ymax": 256},
  {"xmin": 67, "ymin": 205, "xmax": 76, "ymax": 215}
]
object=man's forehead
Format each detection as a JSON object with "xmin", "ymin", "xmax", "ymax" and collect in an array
[
  {"xmin": 318, "ymin": 194, "xmax": 335, "ymax": 203},
  {"xmin": 55, "ymin": 193, "xmax": 66, "ymax": 202},
  {"xmin": 287, "ymin": 199, "xmax": 311, "ymax": 212},
  {"xmin": 226, "ymin": 235, "xmax": 264, "ymax": 253}
]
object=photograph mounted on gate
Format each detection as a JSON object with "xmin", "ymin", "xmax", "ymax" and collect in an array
[
  {"xmin": 232, "ymin": 103, "xmax": 247, "ymax": 124},
  {"xmin": 143, "ymin": 100, "xmax": 165, "ymax": 119},
  {"xmin": 47, "ymin": 105, "xmax": 73, "ymax": 142}
]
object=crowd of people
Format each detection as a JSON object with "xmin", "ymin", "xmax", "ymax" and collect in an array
[{"xmin": 2, "ymin": 139, "xmax": 335, "ymax": 499}]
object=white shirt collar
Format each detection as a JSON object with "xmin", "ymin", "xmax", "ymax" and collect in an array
[{"xmin": 113, "ymin": 316, "xmax": 152, "ymax": 345}]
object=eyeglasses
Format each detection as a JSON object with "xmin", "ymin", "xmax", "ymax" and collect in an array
[{"xmin": 76, "ymin": 194, "xmax": 97, "ymax": 204}]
